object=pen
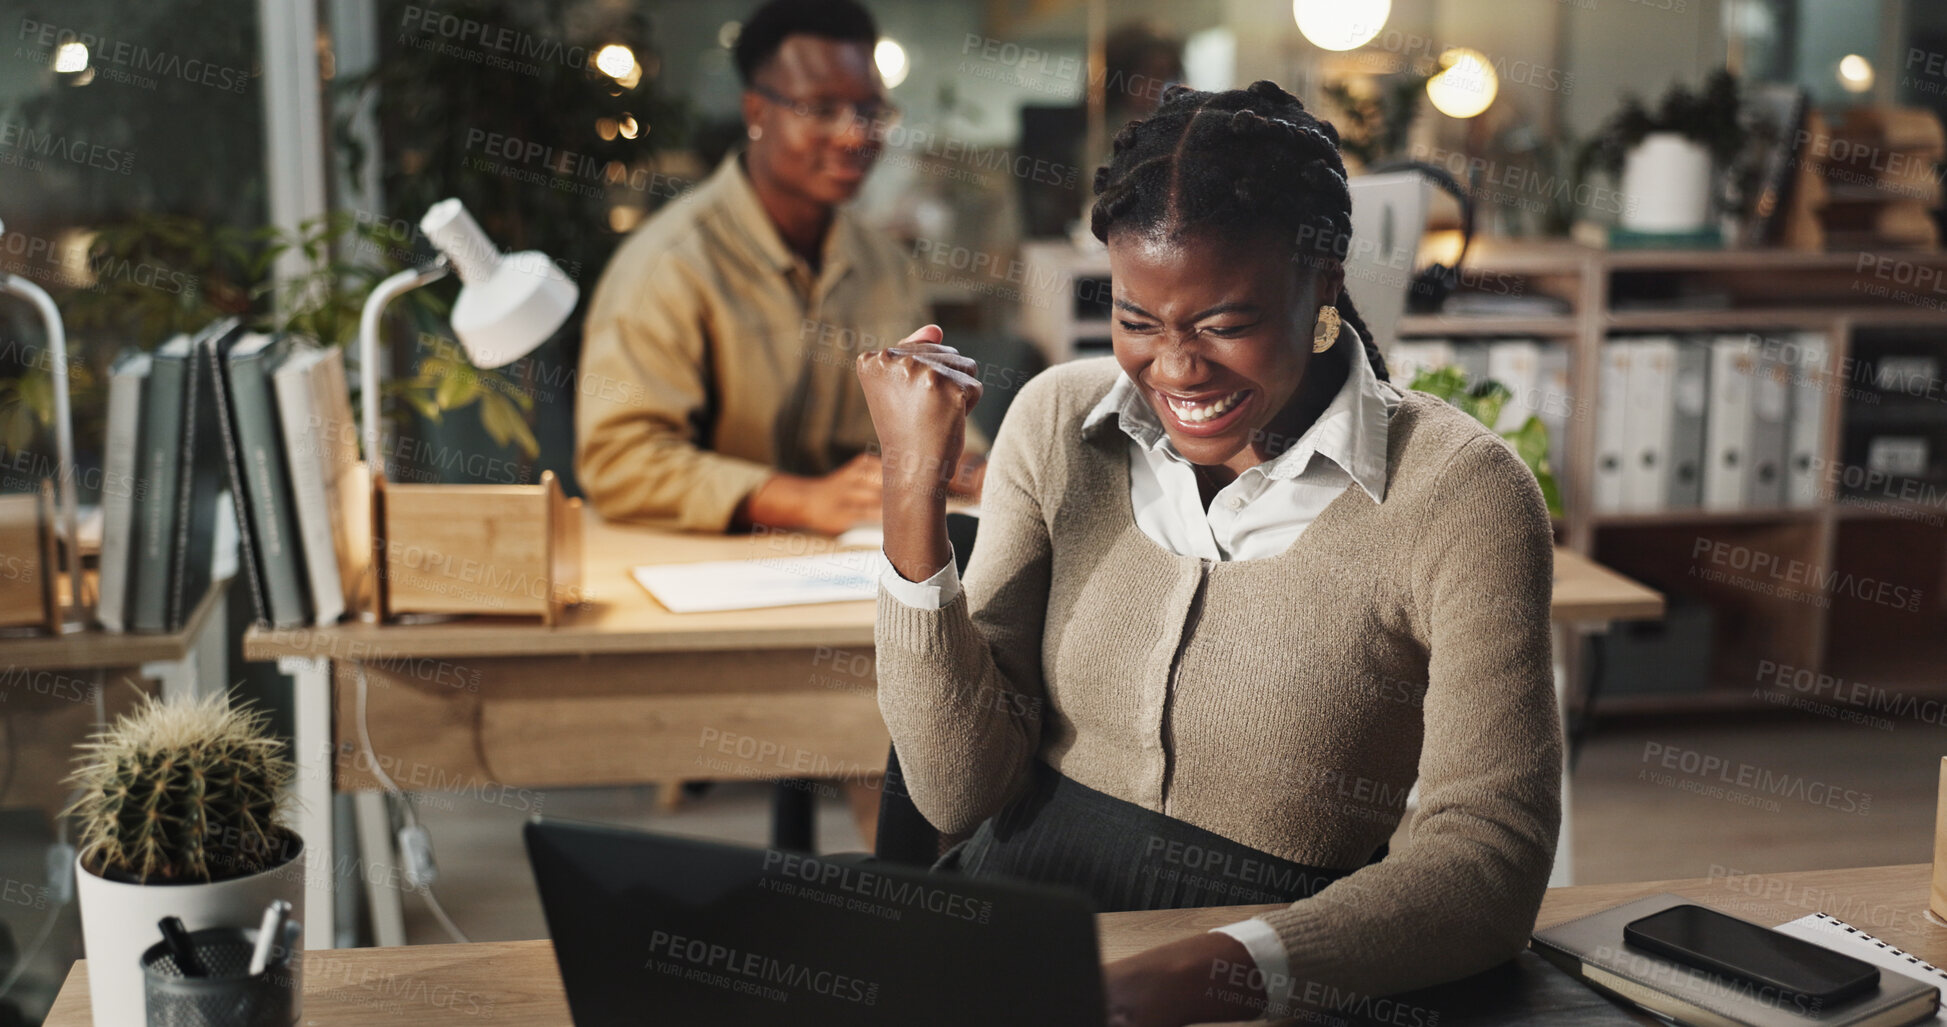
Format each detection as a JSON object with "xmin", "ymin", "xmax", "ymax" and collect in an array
[
  {"xmin": 159, "ymin": 916, "xmax": 204, "ymax": 977},
  {"xmin": 249, "ymin": 900, "xmax": 291, "ymax": 976}
]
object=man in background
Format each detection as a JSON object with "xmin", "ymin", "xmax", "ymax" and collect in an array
[{"xmin": 577, "ymin": 0, "xmax": 983, "ymax": 534}]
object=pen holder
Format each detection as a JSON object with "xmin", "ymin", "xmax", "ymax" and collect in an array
[
  {"xmin": 371, "ymin": 469, "xmax": 583, "ymax": 625},
  {"xmin": 142, "ymin": 925, "xmax": 302, "ymax": 1027},
  {"xmin": 0, "ymin": 482, "xmax": 60, "ymax": 633}
]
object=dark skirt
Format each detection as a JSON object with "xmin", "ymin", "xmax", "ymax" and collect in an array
[{"xmin": 937, "ymin": 761, "xmax": 1387, "ymax": 913}]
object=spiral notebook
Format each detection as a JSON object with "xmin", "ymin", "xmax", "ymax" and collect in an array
[
  {"xmin": 1532, "ymin": 893, "xmax": 1940, "ymax": 1027},
  {"xmin": 1774, "ymin": 913, "xmax": 1947, "ymax": 1025}
]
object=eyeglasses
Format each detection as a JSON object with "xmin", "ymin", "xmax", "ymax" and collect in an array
[{"xmin": 749, "ymin": 84, "xmax": 901, "ymax": 136}]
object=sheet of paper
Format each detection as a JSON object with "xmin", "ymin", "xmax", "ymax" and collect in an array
[
  {"xmin": 835, "ymin": 525, "xmax": 884, "ymax": 549},
  {"xmin": 632, "ymin": 551, "xmax": 879, "ymax": 613}
]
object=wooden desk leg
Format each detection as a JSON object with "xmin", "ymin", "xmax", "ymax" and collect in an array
[
  {"xmin": 281, "ymin": 656, "xmax": 336, "ymax": 951},
  {"xmin": 143, "ymin": 588, "xmax": 225, "ymax": 702},
  {"xmin": 353, "ymin": 791, "xmax": 407, "ymax": 946}
]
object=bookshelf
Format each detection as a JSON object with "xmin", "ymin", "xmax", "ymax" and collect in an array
[
  {"xmin": 1399, "ymin": 240, "xmax": 1947, "ymax": 709},
  {"xmin": 1013, "ymin": 235, "xmax": 1947, "ymax": 708}
]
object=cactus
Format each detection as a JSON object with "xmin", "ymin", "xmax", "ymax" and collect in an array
[{"xmin": 64, "ymin": 692, "xmax": 296, "ymax": 884}]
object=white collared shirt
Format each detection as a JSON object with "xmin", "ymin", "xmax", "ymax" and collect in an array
[{"xmin": 879, "ymin": 329, "xmax": 1401, "ymax": 1008}]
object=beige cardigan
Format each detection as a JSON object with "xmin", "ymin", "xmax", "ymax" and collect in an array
[{"xmin": 874, "ymin": 357, "xmax": 1562, "ymax": 999}]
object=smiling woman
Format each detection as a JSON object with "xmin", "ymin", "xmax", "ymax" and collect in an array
[{"xmin": 859, "ymin": 80, "xmax": 1561, "ymax": 1027}]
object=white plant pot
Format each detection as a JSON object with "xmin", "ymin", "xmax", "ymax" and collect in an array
[
  {"xmin": 1619, "ymin": 132, "xmax": 1714, "ymax": 233},
  {"xmin": 75, "ymin": 837, "xmax": 304, "ymax": 1027}
]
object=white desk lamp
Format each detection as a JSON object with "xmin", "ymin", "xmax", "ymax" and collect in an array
[
  {"xmin": 357, "ymin": 198, "xmax": 579, "ymax": 482},
  {"xmin": 0, "ymin": 217, "xmax": 85, "ymax": 631}
]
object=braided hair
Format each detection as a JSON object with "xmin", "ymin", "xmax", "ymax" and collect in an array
[{"xmin": 1089, "ymin": 80, "xmax": 1388, "ymax": 382}]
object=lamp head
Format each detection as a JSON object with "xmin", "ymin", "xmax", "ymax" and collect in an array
[{"xmin": 419, "ymin": 199, "xmax": 579, "ymax": 368}]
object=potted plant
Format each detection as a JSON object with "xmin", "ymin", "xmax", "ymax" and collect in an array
[
  {"xmin": 1582, "ymin": 69, "xmax": 1745, "ymax": 234},
  {"xmin": 1407, "ymin": 364, "xmax": 1564, "ymax": 517},
  {"xmin": 63, "ymin": 693, "xmax": 301, "ymax": 1027}
]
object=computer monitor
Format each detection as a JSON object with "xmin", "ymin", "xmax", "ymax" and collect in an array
[{"xmin": 1345, "ymin": 171, "xmax": 1432, "ymax": 353}]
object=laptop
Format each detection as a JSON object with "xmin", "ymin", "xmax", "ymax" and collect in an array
[{"xmin": 525, "ymin": 818, "xmax": 1108, "ymax": 1026}]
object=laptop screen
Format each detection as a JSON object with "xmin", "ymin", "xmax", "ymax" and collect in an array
[{"xmin": 525, "ymin": 818, "xmax": 1107, "ymax": 1026}]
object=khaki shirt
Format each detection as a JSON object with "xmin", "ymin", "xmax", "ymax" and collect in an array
[{"xmin": 576, "ymin": 153, "xmax": 938, "ymax": 530}]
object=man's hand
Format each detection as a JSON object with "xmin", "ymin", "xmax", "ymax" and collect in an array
[
  {"xmin": 1104, "ymin": 932, "xmax": 1269, "ymax": 1027},
  {"xmin": 737, "ymin": 452, "xmax": 883, "ymax": 536}
]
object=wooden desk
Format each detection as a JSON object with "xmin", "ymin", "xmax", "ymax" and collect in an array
[
  {"xmin": 44, "ymin": 863, "xmax": 1935, "ymax": 1027},
  {"xmin": 1, "ymin": 572, "xmax": 227, "ymax": 672},
  {"xmin": 246, "ymin": 510, "xmax": 887, "ymax": 950},
  {"xmin": 1551, "ymin": 547, "xmax": 1664, "ymax": 624},
  {"xmin": 240, "ymin": 507, "xmax": 1661, "ymax": 950}
]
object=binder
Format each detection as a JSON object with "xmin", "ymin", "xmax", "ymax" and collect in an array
[
  {"xmin": 96, "ymin": 352, "xmax": 151, "ymax": 634},
  {"xmin": 1621, "ymin": 337, "xmax": 1677, "ymax": 512},
  {"xmin": 1747, "ymin": 338, "xmax": 1792, "ymax": 509},
  {"xmin": 1453, "ymin": 341, "xmax": 1490, "ymax": 387},
  {"xmin": 168, "ymin": 322, "xmax": 240, "ymax": 631},
  {"xmin": 1388, "ymin": 339, "xmax": 1455, "ymax": 383},
  {"xmin": 127, "ymin": 334, "xmax": 190, "ymax": 633},
  {"xmin": 1667, "ymin": 339, "xmax": 1710, "ymax": 510},
  {"xmin": 1594, "ymin": 341, "xmax": 1631, "ymax": 514},
  {"xmin": 1486, "ymin": 339, "xmax": 1542, "ymax": 432},
  {"xmin": 214, "ymin": 332, "xmax": 311, "ymax": 628},
  {"xmin": 1535, "ymin": 346, "xmax": 1573, "ymax": 496},
  {"xmin": 1703, "ymin": 335, "xmax": 1758, "ymax": 511},
  {"xmin": 275, "ymin": 343, "xmax": 368, "ymax": 625},
  {"xmin": 1786, "ymin": 332, "xmax": 1831, "ymax": 507}
]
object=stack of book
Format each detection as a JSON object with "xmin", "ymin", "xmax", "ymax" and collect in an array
[
  {"xmin": 96, "ymin": 321, "xmax": 368, "ymax": 632},
  {"xmin": 1592, "ymin": 333, "xmax": 1830, "ymax": 515},
  {"xmin": 1819, "ymin": 107, "xmax": 1944, "ymax": 250}
]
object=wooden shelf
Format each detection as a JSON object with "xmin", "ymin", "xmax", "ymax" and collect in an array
[
  {"xmin": 1831, "ymin": 497, "xmax": 1947, "ymax": 522},
  {"xmin": 1420, "ymin": 237, "xmax": 1595, "ymax": 275},
  {"xmin": 1605, "ymin": 304, "xmax": 1947, "ymax": 332},
  {"xmin": 1026, "ymin": 237, "xmax": 1947, "ymax": 714},
  {"xmin": 1590, "ymin": 501, "xmax": 1945, "ymax": 526},
  {"xmin": 1594, "ymin": 689, "xmax": 1788, "ymax": 715},
  {"xmin": 1397, "ymin": 314, "xmax": 1579, "ymax": 337},
  {"xmin": 1422, "ymin": 238, "xmax": 1947, "ymax": 276},
  {"xmin": 0, "ymin": 575, "xmax": 225, "ymax": 672},
  {"xmin": 1592, "ymin": 506, "xmax": 1824, "ymax": 527},
  {"xmin": 1601, "ymin": 248, "xmax": 1947, "ymax": 272}
]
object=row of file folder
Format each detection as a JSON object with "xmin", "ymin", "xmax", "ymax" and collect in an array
[
  {"xmin": 1388, "ymin": 333, "xmax": 1831, "ymax": 515},
  {"xmin": 1595, "ymin": 333, "xmax": 1828, "ymax": 513}
]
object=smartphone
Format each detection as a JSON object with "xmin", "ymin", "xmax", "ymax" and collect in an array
[{"xmin": 1624, "ymin": 904, "xmax": 1879, "ymax": 1005}]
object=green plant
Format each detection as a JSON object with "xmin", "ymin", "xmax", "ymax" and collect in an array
[
  {"xmin": 392, "ymin": 333, "xmax": 539, "ymax": 459},
  {"xmin": 9, "ymin": 210, "xmax": 540, "ymax": 462},
  {"xmin": 1322, "ymin": 74, "xmax": 1429, "ymax": 167},
  {"xmin": 0, "ymin": 362, "xmax": 96, "ymax": 455},
  {"xmin": 1407, "ymin": 364, "xmax": 1563, "ymax": 517},
  {"xmin": 1579, "ymin": 68, "xmax": 1746, "ymax": 183},
  {"xmin": 336, "ymin": 1, "xmax": 687, "ymax": 303},
  {"xmin": 63, "ymin": 693, "xmax": 294, "ymax": 884}
]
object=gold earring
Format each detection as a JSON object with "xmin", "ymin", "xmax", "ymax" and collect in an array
[{"xmin": 1312, "ymin": 305, "xmax": 1341, "ymax": 353}]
